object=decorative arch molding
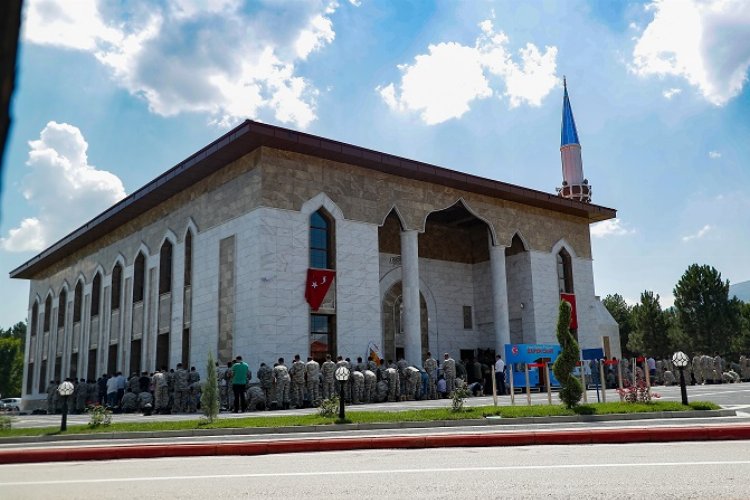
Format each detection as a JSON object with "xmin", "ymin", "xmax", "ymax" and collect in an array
[
  {"xmin": 32, "ymin": 293, "xmax": 42, "ymax": 307},
  {"xmin": 378, "ymin": 205, "xmax": 407, "ymax": 230},
  {"xmin": 159, "ymin": 229, "xmax": 178, "ymax": 249},
  {"xmin": 183, "ymin": 218, "xmax": 199, "ymax": 241},
  {"xmin": 379, "ymin": 266, "xmax": 438, "ymax": 334},
  {"xmin": 74, "ymin": 272, "xmax": 86, "ymax": 287},
  {"xmin": 506, "ymin": 231, "xmax": 530, "ymax": 251},
  {"xmin": 58, "ymin": 280, "xmax": 71, "ymax": 296},
  {"xmin": 550, "ymin": 238, "xmax": 579, "ymax": 259},
  {"xmin": 301, "ymin": 192, "xmax": 345, "ymax": 220},
  {"xmin": 133, "ymin": 242, "xmax": 152, "ymax": 262},
  {"xmin": 110, "ymin": 253, "xmax": 126, "ymax": 273},
  {"xmin": 91, "ymin": 264, "xmax": 106, "ymax": 281},
  {"xmin": 421, "ymin": 197, "xmax": 498, "ymax": 245}
]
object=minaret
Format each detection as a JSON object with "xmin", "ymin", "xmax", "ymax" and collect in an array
[{"xmin": 557, "ymin": 77, "xmax": 591, "ymax": 203}]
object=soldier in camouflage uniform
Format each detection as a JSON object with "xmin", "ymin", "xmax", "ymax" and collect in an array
[
  {"xmin": 305, "ymin": 357, "xmax": 321, "ymax": 406},
  {"xmin": 167, "ymin": 369, "xmax": 175, "ymax": 410},
  {"xmin": 216, "ymin": 362, "xmax": 228, "ymax": 410},
  {"xmin": 375, "ymin": 379, "xmax": 388, "ymax": 402},
  {"xmin": 289, "ymin": 354, "xmax": 307, "ymax": 408},
  {"xmin": 354, "ymin": 357, "xmax": 365, "ymax": 372},
  {"xmin": 424, "ymin": 352, "xmax": 438, "ymax": 400},
  {"xmin": 121, "ymin": 389, "xmax": 139, "ymax": 413},
  {"xmin": 87, "ymin": 379, "xmax": 97, "ymax": 407},
  {"xmin": 385, "ymin": 367, "xmax": 400, "ymax": 402},
  {"xmin": 350, "ymin": 370, "xmax": 365, "ymax": 404},
  {"xmin": 404, "ymin": 366, "xmax": 421, "ymax": 400},
  {"xmin": 138, "ymin": 390, "xmax": 154, "ymax": 411},
  {"xmin": 367, "ymin": 357, "xmax": 377, "ymax": 372},
  {"xmin": 257, "ymin": 362, "xmax": 274, "ymax": 405},
  {"xmin": 172, "ymin": 363, "xmax": 190, "ymax": 413},
  {"xmin": 363, "ymin": 369, "xmax": 377, "ymax": 403},
  {"xmin": 273, "ymin": 358, "xmax": 291, "ymax": 410},
  {"xmin": 187, "ymin": 366, "xmax": 201, "ymax": 412},
  {"xmin": 336, "ymin": 356, "xmax": 352, "ymax": 402},
  {"xmin": 246, "ymin": 386, "xmax": 266, "ymax": 411},
  {"xmin": 74, "ymin": 379, "xmax": 87, "ymax": 413},
  {"xmin": 443, "ymin": 353, "xmax": 456, "ymax": 395},
  {"xmin": 396, "ymin": 357, "xmax": 408, "ymax": 398},
  {"xmin": 321, "ymin": 354, "xmax": 336, "ymax": 400},
  {"xmin": 152, "ymin": 369, "xmax": 169, "ymax": 414},
  {"xmin": 128, "ymin": 373, "xmax": 140, "ymax": 393},
  {"xmin": 46, "ymin": 380, "xmax": 57, "ymax": 414}
]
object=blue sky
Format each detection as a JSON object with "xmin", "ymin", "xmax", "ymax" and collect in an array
[{"xmin": 1, "ymin": 0, "xmax": 750, "ymax": 327}]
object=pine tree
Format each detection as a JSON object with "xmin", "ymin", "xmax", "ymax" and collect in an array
[{"xmin": 553, "ymin": 300, "xmax": 582, "ymax": 408}]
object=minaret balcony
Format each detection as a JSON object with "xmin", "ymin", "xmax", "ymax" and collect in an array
[{"xmin": 557, "ymin": 183, "xmax": 591, "ymax": 203}]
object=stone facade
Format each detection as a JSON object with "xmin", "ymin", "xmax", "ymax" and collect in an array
[{"xmin": 16, "ymin": 136, "xmax": 618, "ymax": 405}]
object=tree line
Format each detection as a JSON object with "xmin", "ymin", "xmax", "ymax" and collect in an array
[
  {"xmin": 0, "ymin": 322, "xmax": 25, "ymax": 398},
  {"xmin": 604, "ymin": 264, "xmax": 750, "ymax": 360}
]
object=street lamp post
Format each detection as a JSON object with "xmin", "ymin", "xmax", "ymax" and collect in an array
[
  {"xmin": 334, "ymin": 366, "xmax": 350, "ymax": 421},
  {"xmin": 672, "ymin": 351, "xmax": 690, "ymax": 406},
  {"xmin": 57, "ymin": 380, "xmax": 75, "ymax": 432}
]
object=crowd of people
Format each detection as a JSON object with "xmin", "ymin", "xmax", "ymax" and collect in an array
[{"xmin": 42, "ymin": 351, "xmax": 507, "ymax": 415}]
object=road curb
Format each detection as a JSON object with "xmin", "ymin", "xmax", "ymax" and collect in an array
[{"xmin": 2, "ymin": 424, "xmax": 750, "ymax": 464}]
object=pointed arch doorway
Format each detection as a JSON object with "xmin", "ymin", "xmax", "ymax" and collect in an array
[{"xmin": 382, "ymin": 281, "xmax": 428, "ymax": 363}]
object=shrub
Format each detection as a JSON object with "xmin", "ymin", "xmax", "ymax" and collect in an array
[
  {"xmin": 451, "ymin": 386, "xmax": 471, "ymax": 412},
  {"xmin": 86, "ymin": 404, "xmax": 112, "ymax": 428},
  {"xmin": 553, "ymin": 300, "xmax": 583, "ymax": 409},
  {"xmin": 319, "ymin": 396, "xmax": 339, "ymax": 418},
  {"xmin": 201, "ymin": 351, "xmax": 220, "ymax": 423},
  {"xmin": 617, "ymin": 374, "xmax": 660, "ymax": 403},
  {"xmin": 0, "ymin": 415, "xmax": 12, "ymax": 430}
]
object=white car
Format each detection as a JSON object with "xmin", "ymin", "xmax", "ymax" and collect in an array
[{"xmin": 0, "ymin": 397, "xmax": 22, "ymax": 412}]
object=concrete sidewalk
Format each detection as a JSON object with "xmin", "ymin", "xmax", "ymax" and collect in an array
[{"xmin": 1, "ymin": 409, "xmax": 749, "ymax": 464}]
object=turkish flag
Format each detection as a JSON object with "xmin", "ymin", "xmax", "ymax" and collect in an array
[
  {"xmin": 560, "ymin": 293, "xmax": 578, "ymax": 330},
  {"xmin": 305, "ymin": 269, "xmax": 336, "ymax": 311}
]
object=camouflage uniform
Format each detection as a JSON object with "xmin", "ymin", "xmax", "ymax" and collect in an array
[
  {"xmin": 367, "ymin": 359, "xmax": 377, "ymax": 372},
  {"xmin": 289, "ymin": 359, "xmax": 307, "ymax": 408},
  {"xmin": 257, "ymin": 363, "xmax": 274, "ymax": 403},
  {"xmin": 138, "ymin": 391, "xmax": 153, "ymax": 410},
  {"xmin": 167, "ymin": 370, "xmax": 175, "ymax": 410},
  {"xmin": 305, "ymin": 359, "xmax": 321, "ymax": 406},
  {"xmin": 350, "ymin": 370, "xmax": 365, "ymax": 404},
  {"xmin": 246, "ymin": 386, "xmax": 266, "ymax": 411},
  {"xmin": 405, "ymin": 366, "xmax": 421, "ymax": 400},
  {"xmin": 375, "ymin": 380, "xmax": 388, "ymax": 402},
  {"xmin": 321, "ymin": 359, "xmax": 336, "ymax": 400},
  {"xmin": 46, "ymin": 381, "xmax": 57, "ymax": 414},
  {"xmin": 663, "ymin": 370, "xmax": 675, "ymax": 386},
  {"xmin": 396, "ymin": 359, "xmax": 408, "ymax": 397},
  {"xmin": 153, "ymin": 371, "xmax": 169, "ymax": 413},
  {"xmin": 273, "ymin": 363, "xmax": 291, "ymax": 409},
  {"xmin": 74, "ymin": 380, "xmax": 87, "ymax": 413},
  {"xmin": 443, "ymin": 357, "xmax": 457, "ymax": 395},
  {"xmin": 121, "ymin": 391, "xmax": 139, "ymax": 412},
  {"xmin": 128, "ymin": 374, "xmax": 140, "ymax": 393},
  {"xmin": 217, "ymin": 365, "xmax": 229, "ymax": 410},
  {"xmin": 424, "ymin": 355, "xmax": 438, "ymax": 400},
  {"xmin": 363, "ymin": 370, "xmax": 377, "ymax": 403},
  {"xmin": 385, "ymin": 367, "xmax": 400, "ymax": 402},
  {"xmin": 173, "ymin": 366, "xmax": 190, "ymax": 413},
  {"xmin": 187, "ymin": 369, "xmax": 201, "ymax": 412}
]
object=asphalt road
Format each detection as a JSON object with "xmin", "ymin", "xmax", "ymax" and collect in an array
[
  {"xmin": 1, "ymin": 440, "xmax": 748, "ymax": 499},
  {"xmin": 10, "ymin": 382, "xmax": 750, "ymax": 430}
]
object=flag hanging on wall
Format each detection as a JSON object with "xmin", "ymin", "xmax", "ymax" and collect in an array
[
  {"xmin": 305, "ymin": 268, "xmax": 336, "ymax": 311},
  {"xmin": 367, "ymin": 341, "xmax": 383, "ymax": 365},
  {"xmin": 560, "ymin": 292, "xmax": 578, "ymax": 330}
]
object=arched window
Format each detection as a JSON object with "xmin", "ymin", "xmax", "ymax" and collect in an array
[
  {"xmin": 133, "ymin": 253, "xmax": 146, "ymax": 302},
  {"xmin": 184, "ymin": 231, "xmax": 192, "ymax": 287},
  {"xmin": 91, "ymin": 273, "xmax": 102, "ymax": 317},
  {"xmin": 557, "ymin": 249, "xmax": 574, "ymax": 294},
  {"xmin": 43, "ymin": 294, "xmax": 52, "ymax": 333},
  {"xmin": 111, "ymin": 263, "xmax": 123, "ymax": 311},
  {"xmin": 73, "ymin": 281, "xmax": 83, "ymax": 323},
  {"xmin": 30, "ymin": 301, "xmax": 39, "ymax": 338},
  {"xmin": 159, "ymin": 241, "xmax": 173, "ymax": 294},
  {"xmin": 57, "ymin": 289, "xmax": 67, "ymax": 329},
  {"xmin": 310, "ymin": 210, "xmax": 334, "ymax": 269}
]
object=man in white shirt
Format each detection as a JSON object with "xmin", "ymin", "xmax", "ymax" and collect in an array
[{"xmin": 494, "ymin": 355, "xmax": 506, "ymax": 396}]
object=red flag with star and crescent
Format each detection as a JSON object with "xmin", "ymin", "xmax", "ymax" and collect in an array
[
  {"xmin": 560, "ymin": 293, "xmax": 578, "ymax": 330},
  {"xmin": 305, "ymin": 269, "xmax": 336, "ymax": 311}
]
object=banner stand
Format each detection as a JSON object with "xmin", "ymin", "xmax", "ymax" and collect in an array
[
  {"xmin": 545, "ymin": 363, "xmax": 552, "ymax": 405},
  {"xmin": 580, "ymin": 361, "xmax": 587, "ymax": 403},
  {"xmin": 599, "ymin": 361, "xmax": 607, "ymax": 403},
  {"xmin": 643, "ymin": 358, "xmax": 651, "ymax": 398},
  {"xmin": 617, "ymin": 361, "xmax": 624, "ymax": 402},
  {"xmin": 509, "ymin": 365, "xmax": 515, "ymax": 406},
  {"xmin": 632, "ymin": 358, "xmax": 637, "ymax": 388},
  {"xmin": 492, "ymin": 366, "xmax": 498, "ymax": 407}
]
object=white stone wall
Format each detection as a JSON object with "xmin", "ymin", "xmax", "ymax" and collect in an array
[
  {"xmin": 471, "ymin": 260, "xmax": 494, "ymax": 341},
  {"xmin": 529, "ymin": 251, "xmax": 560, "ymax": 345},
  {"xmin": 505, "ymin": 252, "xmax": 535, "ymax": 344}
]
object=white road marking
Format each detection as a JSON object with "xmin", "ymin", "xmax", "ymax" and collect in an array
[{"xmin": 3, "ymin": 460, "xmax": 750, "ymax": 486}]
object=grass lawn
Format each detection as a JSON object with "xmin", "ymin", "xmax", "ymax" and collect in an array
[{"xmin": 0, "ymin": 401, "xmax": 719, "ymax": 439}]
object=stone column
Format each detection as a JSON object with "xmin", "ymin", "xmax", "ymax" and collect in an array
[
  {"xmin": 490, "ymin": 244, "xmax": 511, "ymax": 355},
  {"xmin": 400, "ymin": 229, "xmax": 421, "ymax": 366}
]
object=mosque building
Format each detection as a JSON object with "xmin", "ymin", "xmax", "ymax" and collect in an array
[{"xmin": 11, "ymin": 83, "xmax": 620, "ymax": 405}]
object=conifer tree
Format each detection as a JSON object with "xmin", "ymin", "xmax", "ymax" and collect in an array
[{"xmin": 553, "ymin": 300, "xmax": 583, "ymax": 408}]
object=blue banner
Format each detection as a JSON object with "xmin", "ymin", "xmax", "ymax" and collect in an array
[
  {"xmin": 581, "ymin": 348, "xmax": 604, "ymax": 361},
  {"xmin": 504, "ymin": 343, "xmax": 561, "ymax": 364}
]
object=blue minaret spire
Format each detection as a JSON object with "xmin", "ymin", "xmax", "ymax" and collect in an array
[
  {"xmin": 557, "ymin": 77, "xmax": 591, "ymax": 203},
  {"xmin": 561, "ymin": 77, "xmax": 580, "ymax": 147}
]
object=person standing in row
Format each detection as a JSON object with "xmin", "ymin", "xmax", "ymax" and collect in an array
[
  {"xmin": 424, "ymin": 352, "xmax": 438, "ymax": 400},
  {"xmin": 321, "ymin": 354, "xmax": 336, "ymax": 400},
  {"xmin": 494, "ymin": 354, "xmax": 506, "ymax": 396},
  {"xmin": 231, "ymin": 355, "xmax": 250, "ymax": 413},
  {"xmin": 443, "ymin": 353, "xmax": 456, "ymax": 395}
]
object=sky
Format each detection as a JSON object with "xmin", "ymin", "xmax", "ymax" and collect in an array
[{"xmin": 1, "ymin": 0, "xmax": 750, "ymax": 327}]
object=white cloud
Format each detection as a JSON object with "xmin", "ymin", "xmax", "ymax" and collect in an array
[
  {"xmin": 590, "ymin": 218, "xmax": 635, "ymax": 238},
  {"xmin": 662, "ymin": 87, "xmax": 682, "ymax": 99},
  {"xmin": 631, "ymin": 0, "xmax": 750, "ymax": 106},
  {"xmin": 708, "ymin": 150, "xmax": 721, "ymax": 159},
  {"xmin": 378, "ymin": 20, "xmax": 558, "ymax": 124},
  {"xmin": 681, "ymin": 224, "xmax": 712, "ymax": 242},
  {"xmin": 23, "ymin": 0, "xmax": 352, "ymax": 128},
  {"xmin": 0, "ymin": 122, "xmax": 126, "ymax": 252}
]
